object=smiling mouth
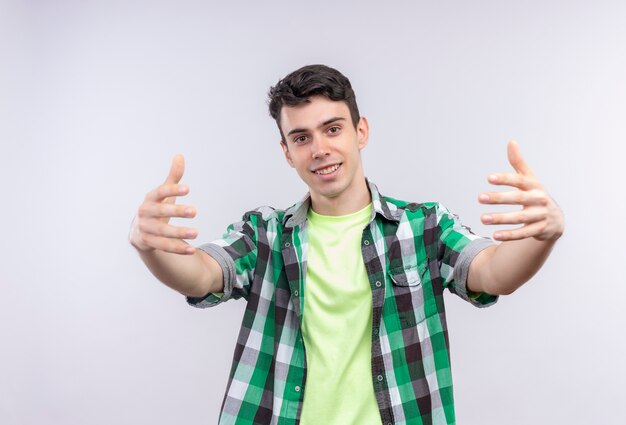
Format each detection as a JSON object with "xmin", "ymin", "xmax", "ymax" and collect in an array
[{"xmin": 313, "ymin": 163, "xmax": 341, "ymax": 175}]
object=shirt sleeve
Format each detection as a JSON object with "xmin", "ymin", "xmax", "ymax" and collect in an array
[
  {"xmin": 436, "ymin": 203, "xmax": 498, "ymax": 308},
  {"xmin": 186, "ymin": 214, "xmax": 258, "ymax": 309}
]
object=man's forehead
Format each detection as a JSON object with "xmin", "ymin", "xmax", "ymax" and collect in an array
[{"xmin": 280, "ymin": 96, "xmax": 350, "ymax": 132}]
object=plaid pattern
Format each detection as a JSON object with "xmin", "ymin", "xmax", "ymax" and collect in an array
[{"xmin": 188, "ymin": 180, "xmax": 497, "ymax": 425}]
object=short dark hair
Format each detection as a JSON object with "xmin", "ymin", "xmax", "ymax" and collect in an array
[{"xmin": 268, "ymin": 64, "xmax": 360, "ymax": 143}]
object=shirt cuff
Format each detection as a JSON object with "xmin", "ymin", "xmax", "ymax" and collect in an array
[
  {"xmin": 186, "ymin": 243, "xmax": 236, "ymax": 308},
  {"xmin": 453, "ymin": 238, "xmax": 499, "ymax": 308}
]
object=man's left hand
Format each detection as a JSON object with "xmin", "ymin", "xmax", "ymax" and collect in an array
[{"xmin": 479, "ymin": 140, "xmax": 564, "ymax": 242}]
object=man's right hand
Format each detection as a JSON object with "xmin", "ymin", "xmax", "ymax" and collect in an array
[{"xmin": 129, "ymin": 154, "xmax": 198, "ymax": 255}]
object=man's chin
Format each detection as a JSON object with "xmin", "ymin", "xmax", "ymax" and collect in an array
[{"xmin": 310, "ymin": 182, "xmax": 345, "ymax": 199}]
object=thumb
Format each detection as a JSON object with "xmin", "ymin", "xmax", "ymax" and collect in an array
[
  {"xmin": 507, "ymin": 140, "xmax": 534, "ymax": 176},
  {"xmin": 164, "ymin": 154, "xmax": 185, "ymax": 185}
]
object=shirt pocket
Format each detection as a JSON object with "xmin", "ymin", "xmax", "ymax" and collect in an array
[
  {"xmin": 388, "ymin": 265, "xmax": 423, "ymax": 287},
  {"xmin": 388, "ymin": 264, "xmax": 434, "ymax": 327}
]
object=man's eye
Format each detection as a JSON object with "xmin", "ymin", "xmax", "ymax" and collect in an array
[
  {"xmin": 328, "ymin": 126, "xmax": 341, "ymax": 134},
  {"xmin": 294, "ymin": 135, "xmax": 307, "ymax": 144}
]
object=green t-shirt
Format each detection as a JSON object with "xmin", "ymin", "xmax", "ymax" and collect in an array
[{"xmin": 300, "ymin": 203, "xmax": 382, "ymax": 425}]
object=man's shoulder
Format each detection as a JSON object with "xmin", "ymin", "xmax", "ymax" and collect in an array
[
  {"xmin": 240, "ymin": 205, "xmax": 287, "ymax": 224},
  {"xmin": 380, "ymin": 194, "xmax": 440, "ymax": 216}
]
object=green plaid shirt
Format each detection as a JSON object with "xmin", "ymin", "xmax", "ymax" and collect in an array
[{"xmin": 188, "ymin": 180, "xmax": 497, "ymax": 425}]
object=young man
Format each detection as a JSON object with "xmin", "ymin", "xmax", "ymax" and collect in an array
[{"xmin": 129, "ymin": 65, "xmax": 564, "ymax": 425}]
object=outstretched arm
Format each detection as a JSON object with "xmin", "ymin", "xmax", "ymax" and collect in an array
[
  {"xmin": 129, "ymin": 155, "xmax": 224, "ymax": 297},
  {"xmin": 467, "ymin": 141, "xmax": 564, "ymax": 296}
]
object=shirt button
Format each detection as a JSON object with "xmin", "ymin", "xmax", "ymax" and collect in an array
[
  {"xmin": 363, "ymin": 240, "xmax": 370, "ymax": 245},
  {"xmin": 375, "ymin": 280, "xmax": 382, "ymax": 287},
  {"xmin": 377, "ymin": 375, "xmax": 384, "ymax": 382},
  {"xmin": 293, "ymin": 290, "xmax": 299, "ymax": 297},
  {"xmin": 285, "ymin": 242, "xmax": 291, "ymax": 247},
  {"xmin": 295, "ymin": 386, "xmax": 301, "ymax": 392}
]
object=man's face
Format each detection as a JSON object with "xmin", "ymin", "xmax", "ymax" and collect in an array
[{"xmin": 280, "ymin": 96, "xmax": 369, "ymax": 207}]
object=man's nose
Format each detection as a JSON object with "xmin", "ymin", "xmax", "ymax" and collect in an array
[{"xmin": 311, "ymin": 135, "xmax": 330, "ymax": 159}]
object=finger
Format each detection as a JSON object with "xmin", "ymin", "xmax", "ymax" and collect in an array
[
  {"xmin": 481, "ymin": 206, "xmax": 546, "ymax": 225},
  {"xmin": 138, "ymin": 233, "xmax": 196, "ymax": 255},
  {"xmin": 138, "ymin": 220, "xmax": 198, "ymax": 239},
  {"xmin": 145, "ymin": 183, "xmax": 190, "ymax": 202},
  {"xmin": 507, "ymin": 140, "xmax": 534, "ymax": 177},
  {"xmin": 487, "ymin": 172, "xmax": 540, "ymax": 190},
  {"xmin": 492, "ymin": 220, "xmax": 547, "ymax": 241},
  {"xmin": 479, "ymin": 189, "xmax": 549, "ymax": 206},
  {"xmin": 137, "ymin": 202, "xmax": 196, "ymax": 219},
  {"xmin": 164, "ymin": 154, "xmax": 185, "ymax": 185}
]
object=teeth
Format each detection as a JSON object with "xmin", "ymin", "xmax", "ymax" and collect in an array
[{"xmin": 315, "ymin": 164, "xmax": 340, "ymax": 175}]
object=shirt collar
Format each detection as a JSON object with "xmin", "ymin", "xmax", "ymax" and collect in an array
[{"xmin": 283, "ymin": 178, "xmax": 401, "ymax": 228}]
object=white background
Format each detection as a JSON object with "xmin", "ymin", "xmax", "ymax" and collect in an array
[{"xmin": 1, "ymin": 1, "xmax": 625, "ymax": 424}]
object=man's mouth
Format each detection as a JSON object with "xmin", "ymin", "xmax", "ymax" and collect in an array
[{"xmin": 313, "ymin": 164, "xmax": 341, "ymax": 175}]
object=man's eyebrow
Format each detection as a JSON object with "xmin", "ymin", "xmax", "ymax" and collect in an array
[
  {"xmin": 286, "ymin": 117, "xmax": 346, "ymax": 137},
  {"xmin": 320, "ymin": 117, "xmax": 345, "ymax": 127}
]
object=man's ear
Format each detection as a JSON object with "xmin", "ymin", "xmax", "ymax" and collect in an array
[
  {"xmin": 280, "ymin": 141, "xmax": 295, "ymax": 167},
  {"xmin": 357, "ymin": 116, "xmax": 369, "ymax": 150}
]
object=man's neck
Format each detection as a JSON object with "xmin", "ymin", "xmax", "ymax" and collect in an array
[{"xmin": 309, "ymin": 178, "xmax": 371, "ymax": 216}]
